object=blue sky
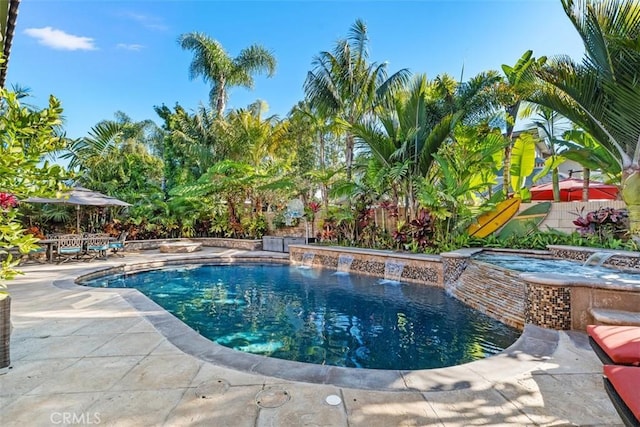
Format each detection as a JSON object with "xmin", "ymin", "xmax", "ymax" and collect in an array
[{"xmin": 10, "ymin": 0, "xmax": 586, "ymax": 139}]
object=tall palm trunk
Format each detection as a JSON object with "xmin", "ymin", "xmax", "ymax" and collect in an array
[
  {"xmin": 552, "ymin": 167, "xmax": 560, "ymax": 201},
  {"xmin": 345, "ymin": 134, "xmax": 354, "ymax": 181},
  {"xmin": 622, "ymin": 169, "xmax": 640, "ymax": 240},
  {"xmin": 318, "ymin": 131, "xmax": 325, "ymax": 170},
  {"xmin": 215, "ymin": 80, "xmax": 226, "ymax": 117},
  {"xmin": 582, "ymin": 168, "xmax": 590, "ymax": 202},
  {"xmin": 503, "ymin": 102, "xmax": 520, "ymax": 197}
]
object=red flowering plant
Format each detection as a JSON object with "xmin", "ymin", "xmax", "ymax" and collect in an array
[
  {"xmin": 392, "ymin": 209, "xmax": 436, "ymax": 251},
  {"xmin": 305, "ymin": 201, "xmax": 322, "ymax": 237},
  {"xmin": 573, "ymin": 207, "xmax": 629, "ymax": 240},
  {"xmin": 408, "ymin": 209, "xmax": 435, "ymax": 250},
  {"xmin": 392, "ymin": 222, "xmax": 410, "ymax": 249},
  {"xmin": 0, "ymin": 193, "xmax": 18, "ymax": 210}
]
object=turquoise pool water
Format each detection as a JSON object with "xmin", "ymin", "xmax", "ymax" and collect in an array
[
  {"xmin": 474, "ymin": 253, "xmax": 640, "ymax": 285},
  {"xmin": 83, "ymin": 264, "xmax": 520, "ymax": 370}
]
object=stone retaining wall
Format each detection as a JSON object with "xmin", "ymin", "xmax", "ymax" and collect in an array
[
  {"xmin": 125, "ymin": 238, "xmax": 262, "ymax": 251},
  {"xmin": 288, "ymin": 245, "xmax": 638, "ymax": 332}
]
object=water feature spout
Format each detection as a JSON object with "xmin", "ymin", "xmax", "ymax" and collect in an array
[
  {"xmin": 583, "ymin": 252, "xmax": 617, "ymax": 267},
  {"xmin": 336, "ymin": 254, "xmax": 354, "ymax": 274},
  {"xmin": 383, "ymin": 260, "xmax": 405, "ymax": 282},
  {"xmin": 301, "ymin": 252, "xmax": 315, "ymax": 268}
]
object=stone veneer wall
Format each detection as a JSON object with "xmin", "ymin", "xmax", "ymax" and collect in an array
[
  {"xmin": 288, "ymin": 245, "xmax": 442, "ymax": 287},
  {"xmin": 125, "ymin": 238, "xmax": 262, "ymax": 251},
  {"xmin": 448, "ymin": 261, "xmax": 526, "ymax": 330}
]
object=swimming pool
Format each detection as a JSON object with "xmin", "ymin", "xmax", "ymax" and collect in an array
[{"xmin": 83, "ymin": 263, "xmax": 519, "ymax": 370}]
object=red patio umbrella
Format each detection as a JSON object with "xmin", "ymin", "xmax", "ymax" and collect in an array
[{"xmin": 530, "ymin": 178, "xmax": 619, "ymax": 201}]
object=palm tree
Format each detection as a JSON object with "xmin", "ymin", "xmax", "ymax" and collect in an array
[
  {"xmin": 499, "ymin": 51, "xmax": 547, "ymax": 197},
  {"xmin": 61, "ymin": 112, "xmax": 163, "ymax": 172},
  {"xmin": 353, "ymin": 71, "xmax": 503, "ymax": 219},
  {"xmin": 178, "ymin": 32, "xmax": 277, "ymax": 116},
  {"xmin": 0, "ymin": 0, "xmax": 20, "ymax": 87},
  {"xmin": 525, "ymin": 106, "xmax": 570, "ymax": 201},
  {"xmin": 530, "ymin": 0, "xmax": 640, "ymax": 238},
  {"xmin": 304, "ymin": 19, "xmax": 410, "ymax": 181}
]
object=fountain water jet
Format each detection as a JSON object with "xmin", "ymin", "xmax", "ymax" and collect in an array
[
  {"xmin": 583, "ymin": 251, "xmax": 618, "ymax": 267},
  {"xmin": 300, "ymin": 252, "xmax": 315, "ymax": 268},
  {"xmin": 382, "ymin": 260, "xmax": 405, "ymax": 284},
  {"xmin": 336, "ymin": 254, "xmax": 354, "ymax": 274}
]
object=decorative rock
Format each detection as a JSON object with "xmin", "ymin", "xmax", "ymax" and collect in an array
[{"xmin": 159, "ymin": 242, "xmax": 202, "ymax": 253}]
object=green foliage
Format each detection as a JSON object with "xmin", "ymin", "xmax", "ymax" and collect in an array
[
  {"xmin": 243, "ymin": 215, "xmax": 268, "ymax": 239},
  {"xmin": 0, "ymin": 86, "xmax": 68, "ymax": 289},
  {"xmin": 469, "ymin": 229, "xmax": 638, "ymax": 252},
  {"xmin": 304, "ymin": 19, "xmax": 410, "ymax": 180},
  {"xmin": 529, "ymin": 0, "xmax": 640, "ymax": 236},
  {"xmin": 559, "ymin": 129, "xmax": 621, "ymax": 183},
  {"xmin": 509, "ymin": 132, "xmax": 536, "ymax": 197},
  {"xmin": 207, "ymin": 211, "xmax": 232, "ymax": 237},
  {"xmin": 417, "ymin": 126, "xmax": 506, "ymax": 248}
]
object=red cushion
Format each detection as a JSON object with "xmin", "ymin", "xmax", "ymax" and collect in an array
[
  {"xmin": 588, "ymin": 325, "xmax": 640, "ymax": 365},
  {"xmin": 603, "ymin": 365, "xmax": 640, "ymax": 421}
]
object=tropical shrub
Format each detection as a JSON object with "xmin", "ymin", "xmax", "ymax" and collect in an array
[
  {"xmin": 0, "ymin": 86, "xmax": 67, "ymax": 286},
  {"xmin": 243, "ymin": 215, "xmax": 268, "ymax": 239},
  {"xmin": 572, "ymin": 207, "xmax": 629, "ymax": 240}
]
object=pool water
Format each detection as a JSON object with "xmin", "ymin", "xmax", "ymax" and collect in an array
[
  {"xmin": 84, "ymin": 264, "xmax": 520, "ymax": 370},
  {"xmin": 474, "ymin": 253, "xmax": 640, "ymax": 285}
]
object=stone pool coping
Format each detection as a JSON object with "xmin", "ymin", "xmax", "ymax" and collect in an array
[
  {"xmin": 56, "ymin": 254, "xmax": 559, "ymax": 392},
  {"xmin": 5, "ymin": 247, "xmax": 622, "ymax": 425},
  {"xmin": 521, "ymin": 272, "xmax": 640, "ymax": 291}
]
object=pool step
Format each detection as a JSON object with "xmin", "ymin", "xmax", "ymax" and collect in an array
[{"xmin": 589, "ymin": 308, "xmax": 640, "ymax": 327}]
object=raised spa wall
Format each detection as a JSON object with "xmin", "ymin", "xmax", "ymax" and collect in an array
[{"xmin": 289, "ymin": 245, "xmax": 640, "ymax": 332}]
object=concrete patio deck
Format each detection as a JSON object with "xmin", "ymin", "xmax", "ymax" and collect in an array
[{"xmin": 0, "ymin": 247, "xmax": 622, "ymax": 426}]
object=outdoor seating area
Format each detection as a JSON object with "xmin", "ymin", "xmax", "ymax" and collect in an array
[
  {"xmin": 587, "ymin": 325, "xmax": 640, "ymax": 426},
  {"xmin": 36, "ymin": 233, "xmax": 121, "ymax": 264}
]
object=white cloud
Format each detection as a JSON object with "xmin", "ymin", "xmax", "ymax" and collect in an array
[
  {"xmin": 122, "ymin": 12, "xmax": 167, "ymax": 31},
  {"xmin": 24, "ymin": 27, "xmax": 96, "ymax": 51},
  {"xmin": 116, "ymin": 43, "xmax": 144, "ymax": 51}
]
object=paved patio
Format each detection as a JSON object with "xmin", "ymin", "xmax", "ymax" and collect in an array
[{"xmin": 0, "ymin": 248, "xmax": 622, "ymax": 426}]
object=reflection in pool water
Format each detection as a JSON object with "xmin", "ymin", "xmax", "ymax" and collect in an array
[{"xmin": 83, "ymin": 264, "xmax": 520, "ymax": 370}]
